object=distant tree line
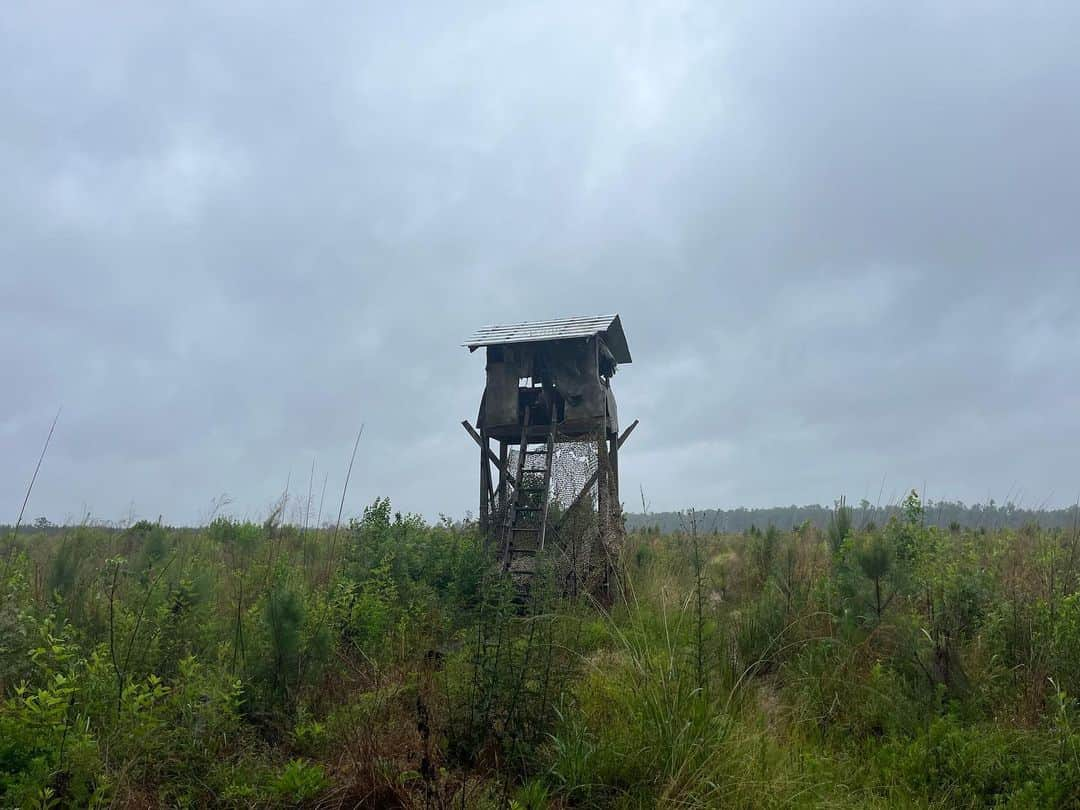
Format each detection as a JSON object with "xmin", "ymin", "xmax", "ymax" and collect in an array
[
  {"xmin": 6, "ymin": 499, "xmax": 1080, "ymax": 537},
  {"xmin": 626, "ymin": 499, "xmax": 1080, "ymax": 534}
]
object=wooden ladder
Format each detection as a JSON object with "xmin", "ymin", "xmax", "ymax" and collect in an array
[{"xmin": 500, "ymin": 400, "xmax": 557, "ymax": 581}]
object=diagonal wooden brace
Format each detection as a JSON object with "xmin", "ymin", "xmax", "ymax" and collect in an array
[
  {"xmin": 553, "ymin": 419, "xmax": 639, "ymax": 532},
  {"xmin": 462, "ymin": 420, "xmax": 517, "ymax": 488}
]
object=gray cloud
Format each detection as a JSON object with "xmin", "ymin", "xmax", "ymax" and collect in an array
[{"xmin": 4, "ymin": 1, "xmax": 1079, "ymax": 524}]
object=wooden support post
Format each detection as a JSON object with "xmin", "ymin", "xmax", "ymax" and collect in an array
[
  {"xmin": 479, "ymin": 429, "xmax": 491, "ymax": 537},
  {"xmin": 485, "ymin": 452, "xmax": 495, "ymax": 517},
  {"xmin": 609, "ymin": 434, "xmax": 619, "ymax": 507},
  {"xmin": 497, "ymin": 441, "xmax": 508, "ymax": 520},
  {"xmin": 596, "ymin": 420, "xmax": 612, "ymax": 599},
  {"xmin": 596, "ymin": 420, "xmax": 609, "ymax": 546}
]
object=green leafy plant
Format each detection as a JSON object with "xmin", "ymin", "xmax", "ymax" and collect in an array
[{"xmin": 270, "ymin": 758, "xmax": 329, "ymax": 802}]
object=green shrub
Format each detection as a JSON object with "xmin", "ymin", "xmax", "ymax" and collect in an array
[
  {"xmin": 873, "ymin": 715, "xmax": 1079, "ymax": 807},
  {"xmin": 0, "ymin": 618, "xmax": 104, "ymax": 807},
  {"xmin": 271, "ymin": 758, "xmax": 329, "ymax": 803}
]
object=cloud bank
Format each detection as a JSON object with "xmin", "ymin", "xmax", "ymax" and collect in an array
[{"xmin": 4, "ymin": 2, "xmax": 1079, "ymax": 523}]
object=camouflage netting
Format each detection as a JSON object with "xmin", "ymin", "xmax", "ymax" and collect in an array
[
  {"xmin": 500, "ymin": 433, "xmax": 624, "ymax": 599},
  {"xmin": 507, "ymin": 440, "xmax": 597, "ymax": 510}
]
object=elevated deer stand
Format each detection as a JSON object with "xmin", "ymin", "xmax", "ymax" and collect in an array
[{"xmin": 461, "ymin": 315, "xmax": 636, "ymax": 600}]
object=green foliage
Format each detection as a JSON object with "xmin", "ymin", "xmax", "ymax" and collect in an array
[
  {"xmin": 262, "ymin": 581, "xmax": 305, "ymax": 696},
  {"xmin": 730, "ymin": 587, "xmax": 788, "ymax": 679},
  {"xmin": 0, "ymin": 559, "xmax": 34, "ymax": 690},
  {"xmin": 748, "ymin": 524, "xmax": 779, "ymax": 583},
  {"xmin": 1049, "ymin": 594, "xmax": 1080, "ymax": 695},
  {"xmin": 0, "ymin": 617, "xmax": 103, "ymax": 807},
  {"xmin": 335, "ymin": 552, "xmax": 398, "ymax": 656},
  {"xmin": 511, "ymin": 778, "xmax": 550, "ymax": 809},
  {"xmin": 270, "ymin": 758, "xmax": 328, "ymax": 803},
  {"xmin": 873, "ymin": 714, "xmax": 1080, "ymax": 807},
  {"xmin": 3, "ymin": 497, "xmax": 1080, "ymax": 807},
  {"xmin": 827, "ymin": 496, "xmax": 853, "ymax": 554},
  {"xmin": 852, "ymin": 530, "xmax": 895, "ymax": 620},
  {"xmin": 444, "ymin": 569, "xmax": 569, "ymax": 775}
]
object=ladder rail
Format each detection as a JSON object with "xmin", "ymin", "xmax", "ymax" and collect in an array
[{"xmin": 501, "ymin": 398, "xmax": 559, "ymax": 574}]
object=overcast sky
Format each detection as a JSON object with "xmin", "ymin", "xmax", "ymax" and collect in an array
[{"xmin": 4, "ymin": 2, "xmax": 1079, "ymax": 525}]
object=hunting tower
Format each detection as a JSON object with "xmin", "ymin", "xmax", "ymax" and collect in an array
[{"xmin": 462, "ymin": 315, "xmax": 636, "ymax": 596}]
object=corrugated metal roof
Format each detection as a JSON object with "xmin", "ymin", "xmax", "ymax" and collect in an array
[{"xmin": 464, "ymin": 314, "xmax": 631, "ymax": 363}]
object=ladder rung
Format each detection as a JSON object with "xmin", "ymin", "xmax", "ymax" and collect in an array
[
  {"xmin": 516, "ymin": 506, "xmax": 542, "ymax": 512},
  {"xmin": 509, "ymin": 547, "xmax": 538, "ymax": 555},
  {"xmin": 524, "ymin": 449, "xmax": 548, "ymax": 455},
  {"xmin": 512, "ymin": 526, "xmax": 539, "ymax": 533}
]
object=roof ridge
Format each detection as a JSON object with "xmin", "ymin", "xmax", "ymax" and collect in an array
[{"xmin": 462, "ymin": 314, "xmax": 631, "ymax": 364}]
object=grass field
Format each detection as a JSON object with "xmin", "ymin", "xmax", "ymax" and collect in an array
[{"xmin": 2, "ymin": 491, "xmax": 1079, "ymax": 808}]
